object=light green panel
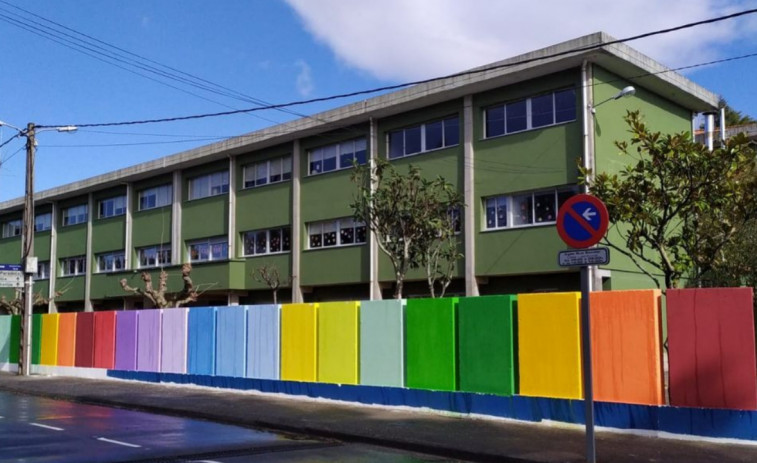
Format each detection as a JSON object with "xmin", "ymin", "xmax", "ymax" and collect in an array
[
  {"xmin": 34, "ymin": 232, "xmax": 51, "ymax": 261},
  {"xmin": 359, "ymin": 299, "xmax": 404, "ymax": 387},
  {"xmin": 182, "ymin": 196, "xmax": 228, "ymax": 241},
  {"xmin": 242, "ymin": 253, "xmax": 292, "ymax": 291},
  {"xmin": 89, "ymin": 271, "xmax": 131, "ymax": 301},
  {"xmin": 55, "ymin": 276, "xmax": 85, "ymax": 302},
  {"xmin": 476, "ymin": 226, "xmax": 566, "ymax": 276},
  {"xmin": 0, "ymin": 237, "xmax": 21, "ymax": 264},
  {"xmin": 91, "ymin": 217, "xmax": 125, "ymax": 254},
  {"xmin": 33, "ymin": 280, "xmax": 50, "ymax": 303},
  {"xmin": 300, "ymin": 246, "xmax": 369, "ymax": 286},
  {"xmin": 236, "ymin": 182, "xmax": 291, "ymax": 233},
  {"xmin": 132, "ymin": 207, "xmax": 172, "ymax": 248},
  {"xmin": 181, "ymin": 260, "xmax": 246, "ymax": 291},
  {"xmin": 56, "ymin": 225, "xmax": 87, "ymax": 258},
  {"xmin": 300, "ymin": 169, "xmax": 357, "ymax": 223}
]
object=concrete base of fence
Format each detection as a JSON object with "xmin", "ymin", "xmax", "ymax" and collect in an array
[
  {"xmin": 0, "ymin": 362, "xmax": 18, "ymax": 373},
  {"xmin": 32, "ymin": 365, "xmax": 110, "ymax": 379}
]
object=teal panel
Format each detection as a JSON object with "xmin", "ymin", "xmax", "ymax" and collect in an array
[
  {"xmin": 405, "ymin": 298, "xmax": 458, "ymax": 391},
  {"xmin": 0, "ymin": 316, "xmax": 10, "ymax": 363},
  {"xmin": 32, "ymin": 314, "xmax": 42, "ymax": 365},
  {"xmin": 458, "ymin": 295, "xmax": 516, "ymax": 396},
  {"xmin": 359, "ymin": 299, "xmax": 404, "ymax": 387}
]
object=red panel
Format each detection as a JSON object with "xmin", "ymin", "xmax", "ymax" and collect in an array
[
  {"xmin": 74, "ymin": 312, "xmax": 95, "ymax": 368},
  {"xmin": 667, "ymin": 288, "xmax": 757, "ymax": 410},
  {"xmin": 93, "ymin": 312, "xmax": 117, "ymax": 369}
]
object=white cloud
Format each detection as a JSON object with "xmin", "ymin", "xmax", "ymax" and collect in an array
[
  {"xmin": 285, "ymin": 0, "xmax": 757, "ymax": 81},
  {"xmin": 294, "ymin": 59, "xmax": 314, "ymax": 96}
]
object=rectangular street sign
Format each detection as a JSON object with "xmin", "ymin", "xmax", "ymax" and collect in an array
[
  {"xmin": 0, "ymin": 264, "xmax": 22, "ymax": 271},
  {"xmin": 558, "ymin": 248, "xmax": 610, "ymax": 267},
  {"xmin": 0, "ymin": 270, "xmax": 23, "ymax": 288}
]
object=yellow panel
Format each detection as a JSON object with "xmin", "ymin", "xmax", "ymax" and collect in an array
[
  {"xmin": 280, "ymin": 303, "xmax": 318, "ymax": 382},
  {"xmin": 518, "ymin": 292, "xmax": 582, "ymax": 399},
  {"xmin": 318, "ymin": 301, "xmax": 359, "ymax": 384},
  {"xmin": 40, "ymin": 314, "xmax": 60, "ymax": 366}
]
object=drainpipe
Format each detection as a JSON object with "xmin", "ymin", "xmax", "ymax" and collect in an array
[
  {"xmin": 581, "ymin": 60, "xmax": 595, "ymax": 293},
  {"xmin": 704, "ymin": 112, "xmax": 715, "ymax": 151}
]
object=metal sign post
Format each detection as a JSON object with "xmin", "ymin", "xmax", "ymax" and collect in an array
[{"xmin": 556, "ymin": 194, "xmax": 610, "ymax": 463}]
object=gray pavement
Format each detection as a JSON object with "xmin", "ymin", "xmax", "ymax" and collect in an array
[{"xmin": 1, "ymin": 373, "xmax": 756, "ymax": 463}]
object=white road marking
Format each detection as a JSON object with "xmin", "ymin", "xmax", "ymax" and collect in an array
[
  {"xmin": 190, "ymin": 461, "xmax": 222, "ymax": 463},
  {"xmin": 96, "ymin": 437, "xmax": 142, "ymax": 448},
  {"xmin": 30, "ymin": 423, "xmax": 64, "ymax": 431}
]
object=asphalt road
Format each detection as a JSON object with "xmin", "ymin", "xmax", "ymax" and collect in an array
[{"xmin": 0, "ymin": 390, "xmax": 461, "ymax": 462}]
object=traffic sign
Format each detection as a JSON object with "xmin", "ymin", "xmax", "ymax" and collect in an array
[
  {"xmin": 556, "ymin": 194, "xmax": 609, "ymax": 248},
  {"xmin": 0, "ymin": 270, "xmax": 23, "ymax": 288},
  {"xmin": 0, "ymin": 264, "xmax": 21, "ymax": 271},
  {"xmin": 558, "ymin": 248, "xmax": 610, "ymax": 267}
]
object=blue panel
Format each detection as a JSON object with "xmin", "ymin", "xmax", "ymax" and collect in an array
[
  {"xmin": 187, "ymin": 307, "xmax": 216, "ymax": 375},
  {"xmin": 215, "ymin": 306, "xmax": 247, "ymax": 377},
  {"xmin": 246, "ymin": 304, "xmax": 280, "ymax": 380}
]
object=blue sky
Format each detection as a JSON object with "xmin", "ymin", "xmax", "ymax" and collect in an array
[{"xmin": 1, "ymin": 0, "xmax": 756, "ymax": 202}]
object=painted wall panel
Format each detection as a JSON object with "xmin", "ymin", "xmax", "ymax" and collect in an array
[
  {"xmin": 458, "ymin": 295, "xmax": 516, "ymax": 396},
  {"xmin": 93, "ymin": 312, "xmax": 117, "ymax": 369},
  {"xmin": 216, "ymin": 306, "xmax": 247, "ymax": 377},
  {"xmin": 0, "ymin": 316, "xmax": 11, "ymax": 363},
  {"xmin": 161, "ymin": 308, "xmax": 188, "ymax": 374},
  {"xmin": 246, "ymin": 304, "xmax": 280, "ymax": 380},
  {"xmin": 405, "ymin": 298, "xmax": 458, "ymax": 391},
  {"xmin": 114, "ymin": 311, "xmax": 138, "ymax": 371},
  {"xmin": 40, "ymin": 314, "xmax": 60, "ymax": 366},
  {"xmin": 359, "ymin": 300, "xmax": 404, "ymax": 387},
  {"xmin": 8, "ymin": 315, "xmax": 19, "ymax": 363},
  {"xmin": 590, "ymin": 290, "xmax": 664, "ymax": 405},
  {"xmin": 280, "ymin": 303, "xmax": 318, "ymax": 382},
  {"xmin": 136, "ymin": 309, "xmax": 162, "ymax": 372},
  {"xmin": 57, "ymin": 313, "xmax": 77, "ymax": 366},
  {"xmin": 74, "ymin": 312, "xmax": 95, "ymax": 367},
  {"xmin": 518, "ymin": 292, "xmax": 582, "ymax": 400},
  {"xmin": 668, "ymin": 288, "xmax": 757, "ymax": 410},
  {"xmin": 318, "ymin": 301, "xmax": 359, "ymax": 385},
  {"xmin": 32, "ymin": 314, "xmax": 42, "ymax": 364},
  {"xmin": 187, "ymin": 307, "xmax": 216, "ymax": 375}
]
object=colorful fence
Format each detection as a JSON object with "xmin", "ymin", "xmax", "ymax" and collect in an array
[{"xmin": 1, "ymin": 287, "xmax": 756, "ymax": 440}]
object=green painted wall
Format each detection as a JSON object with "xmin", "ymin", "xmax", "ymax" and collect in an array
[
  {"xmin": 55, "ymin": 276, "xmax": 85, "ymax": 302},
  {"xmin": 56, "ymin": 225, "xmax": 87, "ymax": 258},
  {"xmin": 132, "ymin": 207, "xmax": 172, "ymax": 248},
  {"xmin": 89, "ymin": 271, "xmax": 130, "ymax": 301},
  {"xmin": 91, "ymin": 217, "xmax": 125, "ymax": 254},
  {"xmin": 0, "ymin": 236, "xmax": 21, "ymax": 264},
  {"xmin": 242, "ymin": 252, "xmax": 292, "ymax": 291},
  {"xmin": 35, "ymin": 232, "xmax": 51, "ymax": 261},
  {"xmin": 182, "ymin": 196, "xmax": 228, "ymax": 241},
  {"xmin": 301, "ymin": 245, "xmax": 368, "ymax": 286},
  {"xmin": 236, "ymin": 183, "xmax": 291, "ymax": 233}
]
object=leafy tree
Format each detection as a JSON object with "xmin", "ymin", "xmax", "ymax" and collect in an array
[
  {"xmin": 719, "ymin": 97, "xmax": 756, "ymax": 127},
  {"xmin": 423, "ymin": 210, "xmax": 462, "ymax": 298},
  {"xmin": 252, "ymin": 263, "xmax": 292, "ymax": 305},
  {"xmin": 120, "ymin": 263, "xmax": 214, "ymax": 308},
  {"xmin": 581, "ymin": 110, "xmax": 757, "ymax": 289},
  {"xmin": 352, "ymin": 159, "xmax": 463, "ymax": 299}
]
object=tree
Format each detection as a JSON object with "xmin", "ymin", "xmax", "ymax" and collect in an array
[
  {"xmin": 352, "ymin": 159, "xmax": 463, "ymax": 299},
  {"xmin": 423, "ymin": 210, "xmax": 462, "ymax": 298},
  {"xmin": 252, "ymin": 263, "xmax": 292, "ymax": 305},
  {"xmin": 120, "ymin": 263, "xmax": 213, "ymax": 308},
  {"xmin": 719, "ymin": 97, "xmax": 756, "ymax": 127},
  {"xmin": 581, "ymin": 110, "xmax": 757, "ymax": 289},
  {"xmin": 0, "ymin": 289, "xmax": 64, "ymax": 315}
]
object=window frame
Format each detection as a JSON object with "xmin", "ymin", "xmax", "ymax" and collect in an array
[
  {"xmin": 62, "ymin": 204, "xmax": 88, "ymax": 227},
  {"xmin": 98, "ymin": 195, "xmax": 127, "ymax": 219},
  {"xmin": 1, "ymin": 219, "xmax": 22, "ymax": 238},
  {"xmin": 307, "ymin": 218, "xmax": 367, "ymax": 250},
  {"xmin": 187, "ymin": 236, "xmax": 229, "ymax": 263},
  {"xmin": 242, "ymin": 226, "xmax": 291, "ymax": 257},
  {"xmin": 96, "ymin": 250, "xmax": 126, "ymax": 273},
  {"xmin": 188, "ymin": 171, "xmax": 229, "ymax": 201},
  {"xmin": 484, "ymin": 187, "xmax": 577, "ymax": 231},
  {"xmin": 34, "ymin": 261, "xmax": 50, "ymax": 280},
  {"xmin": 60, "ymin": 255, "xmax": 86, "ymax": 277},
  {"xmin": 138, "ymin": 184, "xmax": 173, "ymax": 211},
  {"xmin": 243, "ymin": 155, "xmax": 292, "ymax": 188},
  {"xmin": 34, "ymin": 212, "xmax": 52, "ymax": 232},
  {"xmin": 387, "ymin": 116, "xmax": 459, "ymax": 160},
  {"xmin": 137, "ymin": 245, "xmax": 172, "ymax": 269},
  {"xmin": 308, "ymin": 138, "xmax": 367, "ymax": 176},
  {"xmin": 484, "ymin": 88, "xmax": 576, "ymax": 139}
]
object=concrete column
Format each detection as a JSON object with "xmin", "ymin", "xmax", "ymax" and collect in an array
[
  {"xmin": 48, "ymin": 203, "xmax": 58, "ymax": 313},
  {"xmin": 227, "ymin": 157, "xmax": 236, "ymax": 260},
  {"xmin": 124, "ymin": 183, "xmax": 133, "ymax": 270},
  {"xmin": 84, "ymin": 193, "xmax": 93, "ymax": 311},
  {"xmin": 171, "ymin": 171, "xmax": 182, "ymax": 265},
  {"xmin": 227, "ymin": 293, "xmax": 240, "ymax": 306},
  {"xmin": 463, "ymin": 95, "xmax": 479, "ymax": 297},
  {"xmin": 368, "ymin": 118, "xmax": 382, "ymax": 300},
  {"xmin": 291, "ymin": 140, "xmax": 304, "ymax": 303}
]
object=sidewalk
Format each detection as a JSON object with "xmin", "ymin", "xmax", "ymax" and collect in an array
[{"xmin": 1, "ymin": 373, "xmax": 756, "ymax": 463}]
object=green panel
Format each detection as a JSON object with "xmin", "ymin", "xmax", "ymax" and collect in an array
[
  {"xmin": 476, "ymin": 226, "xmax": 569, "ymax": 277},
  {"xmin": 9, "ymin": 315, "xmax": 20, "ymax": 363},
  {"xmin": 35, "ymin": 233, "xmax": 51, "ymax": 261},
  {"xmin": 300, "ymin": 245, "xmax": 369, "ymax": 286},
  {"xmin": 300, "ymin": 169, "xmax": 358, "ymax": 223},
  {"xmin": 458, "ymin": 295, "xmax": 516, "ymax": 395},
  {"xmin": 90, "ymin": 271, "xmax": 132, "ymax": 301},
  {"xmin": 32, "ymin": 313, "xmax": 41, "ymax": 364},
  {"xmin": 55, "ymin": 276, "xmax": 86, "ymax": 302},
  {"xmin": 91, "ymin": 217, "xmax": 126, "ymax": 254},
  {"xmin": 359, "ymin": 299, "xmax": 404, "ymax": 387},
  {"xmin": 132, "ymin": 207, "xmax": 172, "ymax": 248},
  {"xmin": 0, "ymin": 237, "xmax": 21, "ymax": 264},
  {"xmin": 57, "ymin": 224, "xmax": 87, "ymax": 257},
  {"xmin": 242, "ymin": 253, "xmax": 292, "ymax": 291},
  {"xmin": 182, "ymin": 196, "xmax": 228, "ymax": 241},
  {"xmin": 405, "ymin": 297, "xmax": 458, "ymax": 391},
  {"xmin": 236, "ymin": 183, "xmax": 292, "ymax": 234}
]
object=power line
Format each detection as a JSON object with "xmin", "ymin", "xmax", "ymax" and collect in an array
[{"xmin": 36, "ymin": 8, "xmax": 757, "ymax": 129}]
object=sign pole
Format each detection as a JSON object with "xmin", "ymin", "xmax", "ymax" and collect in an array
[{"xmin": 580, "ymin": 265, "xmax": 596, "ymax": 463}]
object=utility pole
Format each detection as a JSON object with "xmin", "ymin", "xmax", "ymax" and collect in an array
[{"xmin": 20, "ymin": 122, "xmax": 36, "ymax": 376}]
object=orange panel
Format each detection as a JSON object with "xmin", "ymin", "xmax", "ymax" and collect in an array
[
  {"xmin": 57, "ymin": 313, "xmax": 77, "ymax": 367},
  {"xmin": 590, "ymin": 290, "xmax": 664, "ymax": 405}
]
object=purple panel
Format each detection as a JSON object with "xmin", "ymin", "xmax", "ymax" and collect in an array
[
  {"xmin": 136, "ymin": 309, "xmax": 162, "ymax": 372},
  {"xmin": 115, "ymin": 311, "xmax": 138, "ymax": 370},
  {"xmin": 161, "ymin": 308, "xmax": 188, "ymax": 374}
]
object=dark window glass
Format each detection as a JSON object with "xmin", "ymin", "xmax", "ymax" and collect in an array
[
  {"xmin": 355, "ymin": 224, "xmax": 367, "ymax": 243},
  {"xmin": 404, "ymin": 126, "xmax": 422, "ymax": 155},
  {"xmin": 388, "ymin": 132, "xmax": 404, "ymax": 159},
  {"xmin": 531, "ymin": 94, "xmax": 554, "ymax": 128},
  {"xmin": 354, "ymin": 139, "xmax": 367, "ymax": 165},
  {"xmin": 496, "ymin": 197, "xmax": 508, "ymax": 228},
  {"xmin": 255, "ymin": 231, "xmax": 267, "ymax": 254},
  {"xmin": 486, "ymin": 106, "xmax": 505, "ymax": 137},
  {"xmin": 513, "ymin": 194, "xmax": 533, "ymax": 226},
  {"xmin": 339, "ymin": 141, "xmax": 354, "ymax": 168},
  {"xmin": 425, "ymin": 120, "xmax": 443, "ymax": 150},
  {"xmin": 243, "ymin": 233, "xmax": 255, "ymax": 255},
  {"xmin": 557, "ymin": 189, "xmax": 576, "ymax": 210},
  {"xmin": 555, "ymin": 89, "xmax": 576, "ymax": 123},
  {"xmin": 506, "ymin": 100, "xmax": 527, "ymax": 133},
  {"xmin": 444, "ymin": 117, "xmax": 459, "ymax": 146},
  {"xmin": 269, "ymin": 229, "xmax": 282, "ymax": 253},
  {"xmin": 340, "ymin": 219, "xmax": 355, "ymax": 244},
  {"xmin": 486, "ymin": 198, "xmax": 496, "ymax": 228},
  {"xmin": 282, "ymin": 228, "xmax": 291, "ymax": 251},
  {"xmin": 534, "ymin": 192, "xmax": 556, "ymax": 223},
  {"xmin": 322, "ymin": 145, "xmax": 337, "ymax": 172}
]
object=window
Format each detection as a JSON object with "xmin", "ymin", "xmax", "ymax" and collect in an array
[
  {"xmin": 2, "ymin": 219, "xmax": 21, "ymax": 238},
  {"xmin": 35, "ymin": 213, "xmax": 52, "ymax": 232},
  {"xmin": 388, "ymin": 116, "xmax": 459, "ymax": 159},
  {"xmin": 309, "ymin": 138, "xmax": 367, "ymax": 175},
  {"xmin": 188, "ymin": 237, "xmax": 228, "ymax": 262},
  {"xmin": 484, "ymin": 187, "xmax": 577, "ymax": 230},
  {"xmin": 98, "ymin": 195, "xmax": 126, "ymax": 218},
  {"xmin": 137, "ymin": 245, "xmax": 172, "ymax": 268},
  {"xmin": 449, "ymin": 206, "xmax": 462, "ymax": 234},
  {"xmin": 97, "ymin": 251, "xmax": 125, "ymax": 273},
  {"xmin": 60, "ymin": 256, "xmax": 86, "ymax": 276},
  {"xmin": 188, "ymin": 171, "xmax": 229, "ymax": 200},
  {"xmin": 62, "ymin": 205, "xmax": 88, "ymax": 226},
  {"xmin": 138, "ymin": 184, "xmax": 173, "ymax": 211},
  {"xmin": 34, "ymin": 261, "xmax": 50, "ymax": 280},
  {"xmin": 242, "ymin": 227, "xmax": 291, "ymax": 256},
  {"xmin": 308, "ymin": 218, "xmax": 367, "ymax": 249},
  {"xmin": 243, "ymin": 155, "xmax": 292, "ymax": 188},
  {"xmin": 484, "ymin": 88, "xmax": 576, "ymax": 138}
]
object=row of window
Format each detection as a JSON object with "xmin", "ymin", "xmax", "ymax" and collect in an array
[
  {"xmin": 485, "ymin": 89, "xmax": 576, "ymax": 138},
  {"xmin": 485, "ymin": 188, "xmax": 576, "ymax": 230}
]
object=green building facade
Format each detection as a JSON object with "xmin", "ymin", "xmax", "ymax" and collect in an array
[{"xmin": 0, "ymin": 33, "xmax": 718, "ymax": 311}]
